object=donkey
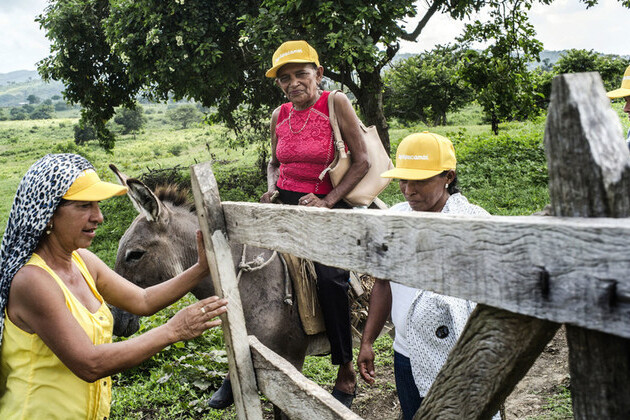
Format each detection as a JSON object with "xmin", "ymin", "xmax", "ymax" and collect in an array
[{"xmin": 109, "ymin": 165, "xmax": 329, "ymax": 411}]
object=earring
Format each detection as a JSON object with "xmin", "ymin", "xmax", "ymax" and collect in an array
[
  {"xmin": 45, "ymin": 222, "xmax": 53, "ymax": 235},
  {"xmin": 445, "ymin": 184, "xmax": 449, "ymax": 189}
]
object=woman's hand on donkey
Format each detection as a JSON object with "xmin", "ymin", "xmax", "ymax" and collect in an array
[
  {"xmin": 167, "ymin": 296, "xmax": 228, "ymax": 342},
  {"xmin": 195, "ymin": 230, "xmax": 209, "ymax": 273}
]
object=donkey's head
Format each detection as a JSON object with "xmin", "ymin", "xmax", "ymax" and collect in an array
[{"xmin": 109, "ymin": 165, "xmax": 212, "ymax": 336}]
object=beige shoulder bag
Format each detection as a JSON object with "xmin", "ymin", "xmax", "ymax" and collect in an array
[{"xmin": 319, "ymin": 90, "xmax": 393, "ymax": 207}]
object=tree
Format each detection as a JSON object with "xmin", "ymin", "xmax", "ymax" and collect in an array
[
  {"xmin": 114, "ymin": 106, "xmax": 147, "ymax": 136},
  {"xmin": 10, "ymin": 107, "xmax": 28, "ymax": 121},
  {"xmin": 167, "ymin": 104, "xmax": 202, "ymax": 129},
  {"xmin": 54, "ymin": 101, "xmax": 69, "ymax": 111},
  {"xmin": 457, "ymin": 0, "xmax": 545, "ymax": 134},
  {"xmin": 37, "ymin": 0, "xmax": 630, "ymax": 150},
  {"xmin": 26, "ymin": 94, "xmax": 41, "ymax": 104},
  {"xmin": 29, "ymin": 104, "xmax": 55, "ymax": 120},
  {"xmin": 553, "ymin": 49, "xmax": 630, "ymax": 92},
  {"xmin": 37, "ymin": 0, "xmax": 141, "ymax": 149},
  {"xmin": 383, "ymin": 45, "xmax": 471, "ymax": 126}
]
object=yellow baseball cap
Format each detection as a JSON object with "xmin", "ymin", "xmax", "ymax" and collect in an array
[
  {"xmin": 607, "ymin": 65, "xmax": 630, "ymax": 99},
  {"xmin": 63, "ymin": 169, "xmax": 128, "ymax": 201},
  {"xmin": 381, "ymin": 132, "xmax": 456, "ymax": 180},
  {"xmin": 265, "ymin": 40, "xmax": 320, "ymax": 78}
]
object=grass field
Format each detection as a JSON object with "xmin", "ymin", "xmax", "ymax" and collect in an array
[{"xmin": 1, "ymin": 100, "xmax": 628, "ymax": 419}]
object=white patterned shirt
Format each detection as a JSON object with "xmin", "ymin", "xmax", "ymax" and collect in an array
[{"xmin": 389, "ymin": 193, "xmax": 489, "ymax": 396}]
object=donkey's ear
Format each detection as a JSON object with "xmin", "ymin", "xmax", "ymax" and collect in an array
[
  {"xmin": 109, "ymin": 164, "xmax": 130, "ymax": 186},
  {"xmin": 125, "ymin": 179, "xmax": 170, "ymax": 223}
]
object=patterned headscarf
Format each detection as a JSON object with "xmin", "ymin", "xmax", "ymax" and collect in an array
[{"xmin": 0, "ymin": 153, "xmax": 94, "ymax": 345}]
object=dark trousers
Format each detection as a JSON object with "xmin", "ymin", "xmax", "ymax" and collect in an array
[
  {"xmin": 277, "ymin": 188, "xmax": 353, "ymax": 365},
  {"xmin": 394, "ymin": 351, "xmax": 423, "ymax": 420}
]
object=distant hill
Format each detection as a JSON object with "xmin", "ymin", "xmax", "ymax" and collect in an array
[
  {"xmin": 0, "ymin": 70, "xmax": 40, "ymax": 85},
  {"xmin": 0, "ymin": 70, "xmax": 65, "ymax": 107}
]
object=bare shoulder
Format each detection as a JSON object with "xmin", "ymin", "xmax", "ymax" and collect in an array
[
  {"xmin": 76, "ymin": 248, "xmax": 114, "ymax": 289},
  {"xmin": 12, "ymin": 264, "xmax": 58, "ymax": 294},
  {"xmin": 271, "ymin": 106, "xmax": 282, "ymax": 123},
  {"xmin": 332, "ymin": 90, "xmax": 351, "ymax": 107},
  {"xmin": 9, "ymin": 264, "xmax": 65, "ymax": 322},
  {"xmin": 76, "ymin": 248, "xmax": 100, "ymax": 268}
]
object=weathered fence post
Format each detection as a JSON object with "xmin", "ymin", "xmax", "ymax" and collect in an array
[
  {"xmin": 545, "ymin": 72, "xmax": 630, "ymax": 419},
  {"xmin": 191, "ymin": 162, "xmax": 263, "ymax": 420}
]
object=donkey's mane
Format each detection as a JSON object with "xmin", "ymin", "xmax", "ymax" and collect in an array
[{"xmin": 154, "ymin": 184, "xmax": 195, "ymax": 212}]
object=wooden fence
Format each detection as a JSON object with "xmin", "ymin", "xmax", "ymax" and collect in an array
[{"xmin": 189, "ymin": 72, "xmax": 630, "ymax": 419}]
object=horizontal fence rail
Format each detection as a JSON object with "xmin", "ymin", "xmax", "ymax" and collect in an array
[
  {"xmin": 222, "ymin": 202, "xmax": 630, "ymax": 339},
  {"xmin": 249, "ymin": 336, "xmax": 361, "ymax": 420}
]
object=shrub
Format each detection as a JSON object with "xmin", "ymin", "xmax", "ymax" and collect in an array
[
  {"xmin": 167, "ymin": 105, "xmax": 202, "ymax": 129},
  {"xmin": 30, "ymin": 104, "xmax": 55, "ymax": 120},
  {"xmin": 114, "ymin": 106, "xmax": 147, "ymax": 135}
]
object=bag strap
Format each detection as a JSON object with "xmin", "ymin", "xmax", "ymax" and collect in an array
[
  {"xmin": 327, "ymin": 90, "xmax": 348, "ymax": 158},
  {"xmin": 318, "ymin": 90, "xmax": 348, "ymax": 181}
]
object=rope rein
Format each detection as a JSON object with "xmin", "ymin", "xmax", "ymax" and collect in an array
[{"xmin": 236, "ymin": 245, "xmax": 293, "ymax": 305}]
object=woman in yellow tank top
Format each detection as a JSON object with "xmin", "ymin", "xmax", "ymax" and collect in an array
[{"xmin": 0, "ymin": 154, "xmax": 228, "ymax": 419}]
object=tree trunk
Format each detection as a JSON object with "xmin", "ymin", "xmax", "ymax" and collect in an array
[
  {"xmin": 354, "ymin": 70, "xmax": 391, "ymax": 154},
  {"xmin": 491, "ymin": 111, "xmax": 499, "ymax": 135}
]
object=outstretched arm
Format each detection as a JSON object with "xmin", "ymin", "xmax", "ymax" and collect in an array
[
  {"xmin": 83, "ymin": 230, "xmax": 209, "ymax": 316},
  {"xmin": 357, "ymin": 278, "xmax": 392, "ymax": 384},
  {"xmin": 7, "ymin": 264, "xmax": 227, "ymax": 383}
]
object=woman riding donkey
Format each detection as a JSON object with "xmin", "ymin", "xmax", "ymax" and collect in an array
[
  {"xmin": 259, "ymin": 40, "xmax": 370, "ymax": 408},
  {"xmin": 0, "ymin": 154, "xmax": 227, "ymax": 419}
]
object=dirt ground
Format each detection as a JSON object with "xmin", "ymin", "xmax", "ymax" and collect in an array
[{"xmin": 352, "ymin": 327, "xmax": 570, "ymax": 420}]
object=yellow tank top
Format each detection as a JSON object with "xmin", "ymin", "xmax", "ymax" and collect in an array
[{"xmin": 0, "ymin": 252, "xmax": 113, "ymax": 420}]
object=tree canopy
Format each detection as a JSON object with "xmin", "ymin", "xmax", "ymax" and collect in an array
[{"xmin": 383, "ymin": 45, "xmax": 471, "ymax": 126}]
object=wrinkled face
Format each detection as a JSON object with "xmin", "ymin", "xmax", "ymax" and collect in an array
[
  {"xmin": 399, "ymin": 172, "xmax": 453, "ymax": 212},
  {"xmin": 276, "ymin": 63, "xmax": 323, "ymax": 109},
  {"xmin": 50, "ymin": 201, "xmax": 103, "ymax": 250}
]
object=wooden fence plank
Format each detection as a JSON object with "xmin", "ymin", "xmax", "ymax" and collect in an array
[
  {"xmin": 545, "ymin": 72, "xmax": 630, "ymax": 419},
  {"xmin": 190, "ymin": 163, "xmax": 263, "ymax": 420},
  {"xmin": 416, "ymin": 305, "xmax": 560, "ymax": 419},
  {"xmin": 249, "ymin": 336, "xmax": 364, "ymax": 420},
  {"xmin": 222, "ymin": 202, "xmax": 630, "ymax": 338}
]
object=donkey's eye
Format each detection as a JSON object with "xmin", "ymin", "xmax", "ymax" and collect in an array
[{"xmin": 125, "ymin": 250, "xmax": 145, "ymax": 263}]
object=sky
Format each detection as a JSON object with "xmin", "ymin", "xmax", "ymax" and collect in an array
[{"xmin": 0, "ymin": 0, "xmax": 628, "ymax": 74}]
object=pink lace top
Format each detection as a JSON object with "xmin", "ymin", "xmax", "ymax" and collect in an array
[{"xmin": 275, "ymin": 91, "xmax": 335, "ymax": 194}]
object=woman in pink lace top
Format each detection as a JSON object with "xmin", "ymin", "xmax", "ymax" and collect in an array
[{"xmin": 260, "ymin": 40, "xmax": 369, "ymax": 408}]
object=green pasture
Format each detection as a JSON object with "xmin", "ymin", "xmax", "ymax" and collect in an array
[{"xmin": 0, "ymin": 100, "xmax": 628, "ymax": 419}]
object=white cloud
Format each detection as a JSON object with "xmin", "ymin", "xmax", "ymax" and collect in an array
[
  {"xmin": 0, "ymin": 0, "xmax": 49, "ymax": 73},
  {"xmin": 398, "ymin": 0, "xmax": 630, "ymax": 57},
  {"xmin": 529, "ymin": 0, "xmax": 629, "ymax": 56}
]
